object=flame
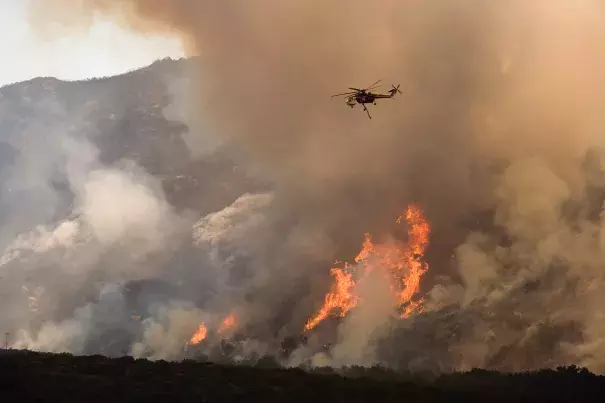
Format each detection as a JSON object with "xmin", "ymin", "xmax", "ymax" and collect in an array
[
  {"xmin": 217, "ymin": 313, "xmax": 237, "ymax": 335},
  {"xmin": 304, "ymin": 204, "xmax": 430, "ymax": 331},
  {"xmin": 186, "ymin": 205, "xmax": 430, "ymax": 344},
  {"xmin": 304, "ymin": 268, "xmax": 359, "ymax": 331},
  {"xmin": 187, "ymin": 313, "xmax": 237, "ymax": 346},
  {"xmin": 397, "ymin": 204, "xmax": 430, "ymax": 317},
  {"xmin": 189, "ymin": 323, "xmax": 208, "ymax": 345}
]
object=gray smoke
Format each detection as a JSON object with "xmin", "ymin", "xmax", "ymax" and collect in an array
[{"xmin": 0, "ymin": 81, "xmax": 192, "ymax": 356}]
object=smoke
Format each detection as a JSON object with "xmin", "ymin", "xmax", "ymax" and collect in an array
[
  {"xmin": 329, "ymin": 269, "xmax": 398, "ymax": 367},
  {"xmin": 161, "ymin": 68, "xmax": 224, "ymax": 159},
  {"xmin": 12, "ymin": 0, "xmax": 605, "ymax": 372},
  {"xmin": 132, "ymin": 304, "xmax": 206, "ymax": 360},
  {"xmin": 0, "ymin": 82, "xmax": 191, "ymax": 355}
]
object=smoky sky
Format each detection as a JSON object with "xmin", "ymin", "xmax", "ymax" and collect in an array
[{"xmin": 26, "ymin": 1, "xmax": 605, "ymax": 243}]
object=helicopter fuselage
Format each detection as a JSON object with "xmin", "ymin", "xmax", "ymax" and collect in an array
[{"xmin": 346, "ymin": 92, "xmax": 392, "ymax": 107}]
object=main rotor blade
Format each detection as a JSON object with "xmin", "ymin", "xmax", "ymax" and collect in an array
[
  {"xmin": 349, "ymin": 87, "xmax": 363, "ymax": 91},
  {"xmin": 331, "ymin": 91, "xmax": 356, "ymax": 98},
  {"xmin": 364, "ymin": 79, "xmax": 382, "ymax": 90}
]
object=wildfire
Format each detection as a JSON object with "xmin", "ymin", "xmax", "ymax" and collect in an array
[
  {"xmin": 397, "ymin": 205, "xmax": 430, "ymax": 317},
  {"xmin": 217, "ymin": 313, "xmax": 237, "ymax": 335},
  {"xmin": 188, "ymin": 312, "xmax": 237, "ymax": 345},
  {"xmin": 304, "ymin": 204, "xmax": 430, "ymax": 331},
  {"xmin": 189, "ymin": 323, "xmax": 208, "ymax": 345},
  {"xmin": 187, "ymin": 204, "xmax": 430, "ymax": 344},
  {"xmin": 304, "ymin": 268, "xmax": 358, "ymax": 331}
]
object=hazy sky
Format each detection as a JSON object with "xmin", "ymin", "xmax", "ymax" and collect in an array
[{"xmin": 0, "ymin": 0, "xmax": 185, "ymax": 86}]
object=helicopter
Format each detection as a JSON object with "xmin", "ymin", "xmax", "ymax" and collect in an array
[{"xmin": 331, "ymin": 80, "xmax": 402, "ymax": 119}]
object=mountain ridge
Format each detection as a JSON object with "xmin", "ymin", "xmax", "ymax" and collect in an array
[{"xmin": 0, "ymin": 56, "xmax": 267, "ymax": 221}]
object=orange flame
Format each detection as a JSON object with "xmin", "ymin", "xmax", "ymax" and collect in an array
[
  {"xmin": 304, "ymin": 204, "xmax": 430, "ymax": 331},
  {"xmin": 217, "ymin": 313, "xmax": 237, "ymax": 335},
  {"xmin": 304, "ymin": 268, "xmax": 359, "ymax": 331},
  {"xmin": 397, "ymin": 204, "xmax": 430, "ymax": 317},
  {"xmin": 189, "ymin": 323, "xmax": 208, "ymax": 345}
]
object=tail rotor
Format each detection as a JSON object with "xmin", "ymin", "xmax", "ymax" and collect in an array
[{"xmin": 390, "ymin": 84, "xmax": 402, "ymax": 97}]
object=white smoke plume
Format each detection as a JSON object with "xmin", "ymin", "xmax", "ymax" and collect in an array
[
  {"xmin": 0, "ymin": 83, "xmax": 191, "ymax": 354},
  {"xmin": 329, "ymin": 269, "xmax": 398, "ymax": 367},
  {"xmin": 131, "ymin": 304, "xmax": 206, "ymax": 361}
]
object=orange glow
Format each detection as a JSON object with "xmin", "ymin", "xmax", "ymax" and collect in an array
[
  {"xmin": 217, "ymin": 313, "xmax": 237, "ymax": 335},
  {"xmin": 397, "ymin": 204, "xmax": 430, "ymax": 317},
  {"xmin": 189, "ymin": 323, "xmax": 208, "ymax": 345},
  {"xmin": 304, "ymin": 268, "xmax": 359, "ymax": 331},
  {"xmin": 304, "ymin": 204, "xmax": 430, "ymax": 331}
]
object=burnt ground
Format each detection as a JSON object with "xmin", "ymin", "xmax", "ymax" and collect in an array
[{"xmin": 2, "ymin": 350, "xmax": 605, "ymax": 403}]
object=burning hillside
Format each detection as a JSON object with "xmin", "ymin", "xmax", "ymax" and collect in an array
[
  {"xmin": 4, "ymin": 0, "xmax": 605, "ymax": 376},
  {"xmin": 182, "ymin": 204, "xmax": 431, "ymax": 365},
  {"xmin": 304, "ymin": 204, "xmax": 430, "ymax": 332}
]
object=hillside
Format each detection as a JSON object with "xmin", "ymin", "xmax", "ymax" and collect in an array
[
  {"xmin": 3, "ymin": 349, "xmax": 605, "ymax": 403},
  {"xmin": 0, "ymin": 57, "xmax": 268, "ymax": 223},
  {"xmin": 0, "ymin": 57, "xmax": 276, "ymax": 361}
]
